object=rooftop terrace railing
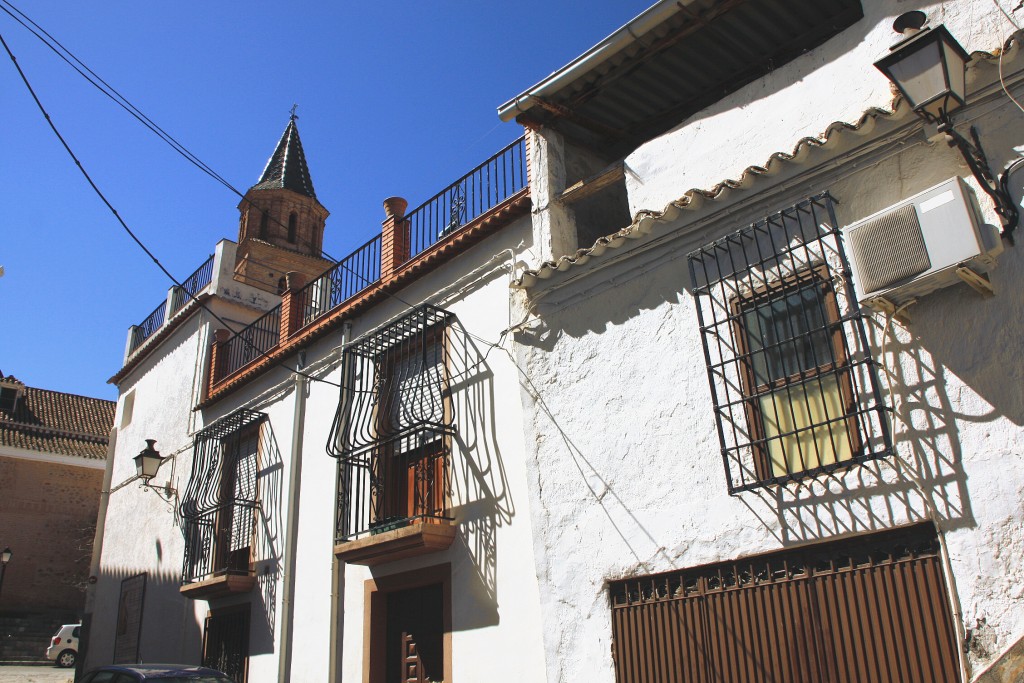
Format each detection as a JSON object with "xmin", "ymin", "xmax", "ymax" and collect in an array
[
  {"xmin": 296, "ymin": 235, "xmax": 382, "ymax": 329},
  {"xmin": 170, "ymin": 253, "xmax": 215, "ymax": 316},
  {"xmin": 128, "ymin": 302, "xmax": 166, "ymax": 356},
  {"xmin": 221, "ymin": 305, "xmax": 281, "ymax": 378},
  {"xmin": 405, "ymin": 135, "xmax": 527, "ymax": 259},
  {"xmin": 127, "ymin": 253, "xmax": 216, "ymax": 357}
]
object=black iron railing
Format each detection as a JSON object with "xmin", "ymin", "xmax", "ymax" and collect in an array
[
  {"xmin": 128, "ymin": 302, "xmax": 166, "ymax": 355},
  {"xmin": 180, "ymin": 410, "xmax": 265, "ymax": 585},
  {"xmin": 404, "ymin": 135, "xmax": 527, "ymax": 259},
  {"xmin": 296, "ymin": 235, "xmax": 382, "ymax": 330},
  {"xmin": 221, "ymin": 306, "xmax": 281, "ymax": 378},
  {"xmin": 170, "ymin": 253, "xmax": 216, "ymax": 316},
  {"xmin": 181, "ymin": 503, "xmax": 258, "ymax": 584},
  {"xmin": 334, "ymin": 434, "xmax": 452, "ymax": 543},
  {"xmin": 128, "ymin": 254, "xmax": 216, "ymax": 357}
]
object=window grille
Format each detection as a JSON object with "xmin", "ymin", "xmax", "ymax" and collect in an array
[
  {"xmin": 328, "ymin": 305, "xmax": 455, "ymax": 542},
  {"xmin": 687, "ymin": 193, "xmax": 890, "ymax": 493},
  {"xmin": 180, "ymin": 409, "xmax": 266, "ymax": 584}
]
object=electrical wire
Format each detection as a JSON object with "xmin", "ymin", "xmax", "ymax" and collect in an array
[
  {"xmin": 0, "ymin": 29, "xmax": 341, "ymax": 389},
  {"xmin": 0, "ymin": 0, "xmax": 344, "ymax": 262},
  {"xmin": 988, "ymin": 0, "xmax": 1024, "ymax": 115}
]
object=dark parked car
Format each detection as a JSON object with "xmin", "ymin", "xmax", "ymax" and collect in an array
[{"xmin": 79, "ymin": 664, "xmax": 235, "ymax": 683}]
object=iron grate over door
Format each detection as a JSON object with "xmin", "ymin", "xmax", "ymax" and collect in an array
[
  {"xmin": 203, "ymin": 605, "xmax": 250, "ymax": 683},
  {"xmin": 609, "ymin": 524, "xmax": 958, "ymax": 683}
]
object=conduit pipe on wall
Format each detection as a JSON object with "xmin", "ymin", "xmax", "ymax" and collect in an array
[
  {"xmin": 496, "ymin": 0, "xmax": 692, "ymax": 121},
  {"xmin": 278, "ymin": 352, "xmax": 308, "ymax": 683}
]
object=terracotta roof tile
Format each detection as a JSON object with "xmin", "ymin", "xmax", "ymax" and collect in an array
[{"xmin": 0, "ymin": 381, "xmax": 115, "ymax": 460}]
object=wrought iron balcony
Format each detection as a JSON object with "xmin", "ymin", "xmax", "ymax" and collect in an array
[
  {"xmin": 180, "ymin": 503, "xmax": 259, "ymax": 597},
  {"xmin": 329, "ymin": 306, "xmax": 457, "ymax": 563},
  {"xmin": 180, "ymin": 410, "xmax": 265, "ymax": 598}
]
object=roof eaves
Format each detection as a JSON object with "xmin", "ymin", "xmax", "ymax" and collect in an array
[{"xmin": 511, "ymin": 38, "xmax": 1022, "ymax": 288}]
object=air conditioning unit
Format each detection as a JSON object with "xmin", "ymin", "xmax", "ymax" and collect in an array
[{"xmin": 843, "ymin": 176, "xmax": 1003, "ymax": 309}]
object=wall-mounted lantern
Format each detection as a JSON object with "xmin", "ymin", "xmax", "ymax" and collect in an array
[
  {"xmin": 874, "ymin": 11, "xmax": 1019, "ymax": 237},
  {"xmin": 133, "ymin": 439, "xmax": 164, "ymax": 482}
]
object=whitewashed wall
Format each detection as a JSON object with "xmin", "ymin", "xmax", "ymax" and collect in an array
[{"xmin": 514, "ymin": 1, "xmax": 1024, "ymax": 680}]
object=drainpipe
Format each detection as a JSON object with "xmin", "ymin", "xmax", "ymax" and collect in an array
[
  {"xmin": 328, "ymin": 323, "xmax": 352, "ymax": 683},
  {"xmin": 278, "ymin": 351, "xmax": 308, "ymax": 683},
  {"xmin": 78, "ymin": 426, "xmax": 117, "ymax": 679}
]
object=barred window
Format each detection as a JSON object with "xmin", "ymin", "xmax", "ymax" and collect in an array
[
  {"xmin": 180, "ymin": 409, "xmax": 266, "ymax": 584},
  {"xmin": 687, "ymin": 193, "xmax": 890, "ymax": 492},
  {"xmin": 329, "ymin": 305, "xmax": 455, "ymax": 542}
]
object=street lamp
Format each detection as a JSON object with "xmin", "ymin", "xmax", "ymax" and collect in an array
[
  {"xmin": 0, "ymin": 546, "xmax": 12, "ymax": 600},
  {"xmin": 874, "ymin": 11, "xmax": 1019, "ymax": 236},
  {"xmin": 133, "ymin": 439, "xmax": 164, "ymax": 483}
]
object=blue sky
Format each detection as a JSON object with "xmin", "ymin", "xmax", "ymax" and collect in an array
[{"xmin": 1, "ymin": 1, "xmax": 653, "ymax": 399}]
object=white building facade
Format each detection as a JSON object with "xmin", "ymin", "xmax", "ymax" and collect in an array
[
  {"xmin": 504, "ymin": 1, "xmax": 1024, "ymax": 681},
  {"xmin": 87, "ymin": 121, "xmax": 548, "ymax": 682}
]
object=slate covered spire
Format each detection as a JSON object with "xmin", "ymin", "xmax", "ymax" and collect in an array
[
  {"xmin": 233, "ymin": 112, "xmax": 331, "ymax": 295},
  {"xmin": 251, "ymin": 116, "xmax": 317, "ymax": 198}
]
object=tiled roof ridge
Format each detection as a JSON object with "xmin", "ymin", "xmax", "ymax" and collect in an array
[
  {"xmin": 18, "ymin": 383, "xmax": 116, "ymax": 408},
  {"xmin": 512, "ymin": 32, "xmax": 1023, "ymax": 288}
]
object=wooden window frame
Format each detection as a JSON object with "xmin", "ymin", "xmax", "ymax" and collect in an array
[{"xmin": 731, "ymin": 266, "xmax": 862, "ymax": 482}]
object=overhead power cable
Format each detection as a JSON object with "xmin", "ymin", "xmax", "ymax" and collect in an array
[
  {"xmin": 0, "ymin": 0, "xmax": 341, "ymax": 261},
  {"xmin": 0, "ymin": 29, "xmax": 341, "ymax": 389}
]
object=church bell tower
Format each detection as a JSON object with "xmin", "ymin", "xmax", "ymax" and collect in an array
[{"xmin": 234, "ymin": 114, "xmax": 332, "ymax": 294}]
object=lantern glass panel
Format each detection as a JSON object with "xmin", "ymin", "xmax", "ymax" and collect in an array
[{"xmin": 885, "ymin": 38, "xmax": 945, "ymax": 109}]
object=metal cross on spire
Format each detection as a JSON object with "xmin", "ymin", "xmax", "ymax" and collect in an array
[{"xmin": 289, "ymin": 104, "xmax": 299, "ymax": 122}]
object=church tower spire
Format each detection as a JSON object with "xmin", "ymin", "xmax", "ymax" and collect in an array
[{"xmin": 234, "ymin": 114, "xmax": 331, "ymax": 294}]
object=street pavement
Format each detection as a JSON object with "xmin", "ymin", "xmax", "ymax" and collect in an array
[{"xmin": 0, "ymin": 665, "xmax": 73, "ymax": 682}]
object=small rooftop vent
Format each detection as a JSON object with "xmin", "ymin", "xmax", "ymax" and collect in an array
[{"xmin": 844, "ymin": 176, "xmax": 1002, "ymax": 308}]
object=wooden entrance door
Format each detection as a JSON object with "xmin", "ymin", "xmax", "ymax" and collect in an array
[{"xmin": 385, "ymin": 584, "xmax": 444, "ymax": 683}]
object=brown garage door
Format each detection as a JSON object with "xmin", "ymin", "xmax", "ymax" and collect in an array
[{"xmin": 610, "ymin": 524, "xmax": 958, "ymax": 683}]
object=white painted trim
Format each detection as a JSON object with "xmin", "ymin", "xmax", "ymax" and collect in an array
[{"xmin": 0, "ymin": 444, "xmax": 108, "ymax": 470}]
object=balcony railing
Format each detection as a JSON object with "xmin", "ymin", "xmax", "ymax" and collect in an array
[
  {"xmin": 181, "ymin": 503, "xmax": 258, "ymax": 585},
  {"xmin": 296, "ymin": 235, "xmax": 382, "ymax": 330},
  {"xmin": 128, "ymin": 302, "xmax": 166, "ymax": 356},
  {"xmin": 170, "ymin": 253, "xmax": 215, "ymax": 316},
  {"xmin": 221, "ymin": 305, "xmax": 281, "ymax": 378},
  {"xmin": 405, "ymin": 135, "xmax": 527, "ymax": 259},
  {"xmin": 335, "ymin": 435, "xmax": 452, "ymax": 543}
]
